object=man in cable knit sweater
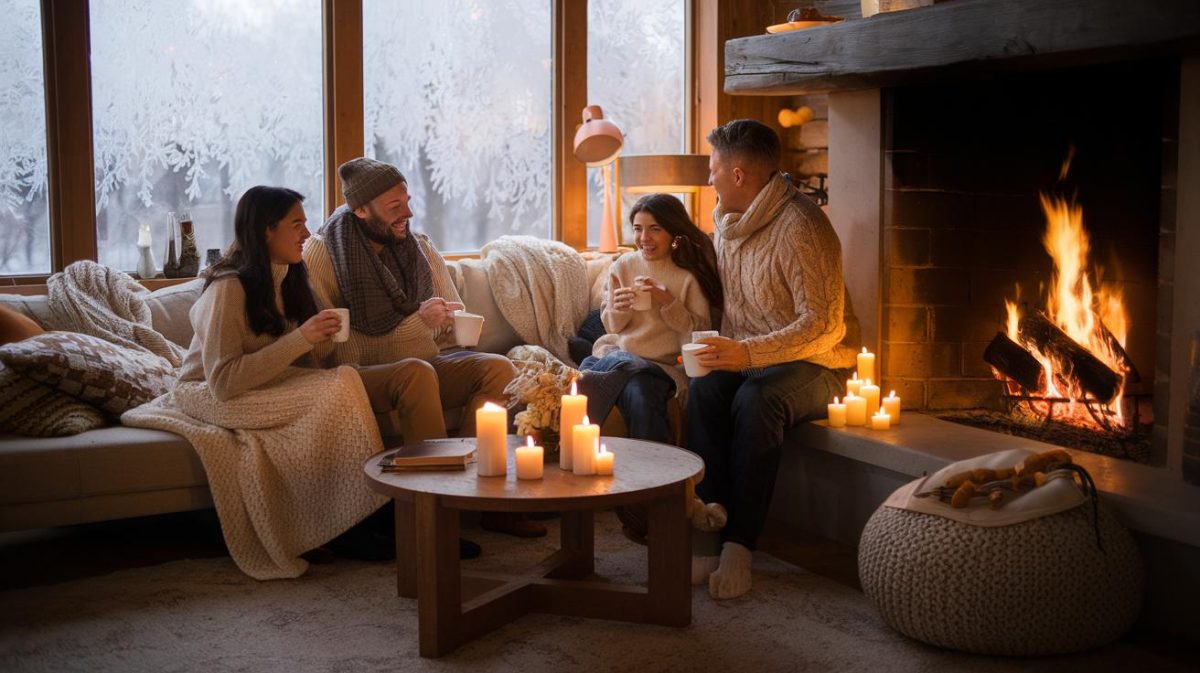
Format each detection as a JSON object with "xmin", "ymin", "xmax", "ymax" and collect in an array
[
  {"xmin": 690, "ymin": 120, "xmax": 858, "ymax": 599},
  {"xmin": 303, "ymin": 158, "xmax": 516, "ymax": 441}
]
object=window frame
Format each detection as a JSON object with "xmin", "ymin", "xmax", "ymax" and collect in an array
[{"xmin": 7, "ymin": 0, "xmax": 699, "ymax": 282}]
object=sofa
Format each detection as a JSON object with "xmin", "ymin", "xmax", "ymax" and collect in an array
[{"xmin": 0, "ymin": 253, "xmax": 620, "ymax": 533}]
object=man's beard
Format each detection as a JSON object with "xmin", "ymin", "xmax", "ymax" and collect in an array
[{"xmin": 361, "ymin": 210, "xmax": 404, "ymax": 246}]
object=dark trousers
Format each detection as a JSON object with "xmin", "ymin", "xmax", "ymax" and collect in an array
[
  {"xmin": 615, "ymin": 371, "xmax": 675, "ymax": 444},
  {"xmin": 687, "ymin": 360, "xmax": 847, "ymax": 550}
]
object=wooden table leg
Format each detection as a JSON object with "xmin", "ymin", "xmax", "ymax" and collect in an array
[
  {"xmin": 551, "ymin": 509, "xmax": 594, "ymax": 579},
  {"xmin": 646, "ymin": 483, "xmax": 691, "ymax": 626},
  {"xmin": 394, "ymin": 498, "xmax": 416, "ymax": 599},
  {"xmin": 415, "ymin": 492, "xmax": 461, "ymax": 658}
]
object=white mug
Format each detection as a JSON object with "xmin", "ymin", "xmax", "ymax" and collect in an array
[
  {"xmin": 681, "ymin": 343, "xmax": 711, "ymax": 377},
  {"xmin": 453, "ymin": 310, "xmax": 485, "ymax": 347},
  {"xmin": 332, "ymin": 308, "xmax": 350, "ymax": 343}
]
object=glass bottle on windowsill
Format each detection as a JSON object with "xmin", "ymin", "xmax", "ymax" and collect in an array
[
  {"xmin": 177, "ymin": 210, "xmax": 200, "ymax": 277},
  {"xmin": 136, "ymin": 221, "xmax": 158, "ymax": 279},
  {"xmin": 162, "ymin": 211, "xmax": 180, "ymax": 278}
]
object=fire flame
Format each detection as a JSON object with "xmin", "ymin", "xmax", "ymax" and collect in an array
[{"xmin": 1003, "ymin": 192, "xmax": 1129, "ymax": 428}]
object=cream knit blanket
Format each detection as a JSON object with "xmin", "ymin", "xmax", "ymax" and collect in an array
[
  {"xmin": 123, "ymin": 366, "xmax": 387, "ymax": 580},
  {"xmin": 481, "ymin": 236, "xmax": 588, "ymax": 364},
  {"xmin": 47, "ymin": 260, "xmax": 186, "ymax": 367}
]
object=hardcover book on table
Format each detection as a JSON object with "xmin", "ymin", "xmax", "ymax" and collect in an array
[{"xmin": 378, "ymin": 438, "xmax": 478, "ymax": 471}]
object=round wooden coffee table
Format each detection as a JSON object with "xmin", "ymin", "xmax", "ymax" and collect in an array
[{"xmin": 364, "ymin": 435, "xmax": 705, "ymax": 658}]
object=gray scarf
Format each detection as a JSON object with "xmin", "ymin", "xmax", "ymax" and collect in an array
[{"xmin": 318, "ymin": 205, "xmax": 433, "ymax": 336}]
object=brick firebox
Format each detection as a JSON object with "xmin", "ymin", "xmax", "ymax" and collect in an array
[{"xmin": 877, "ymin": 60, "xmax": 1177, "ymax": 465}]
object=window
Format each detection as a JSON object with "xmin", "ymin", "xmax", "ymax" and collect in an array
[
  {"xmin": 363, "ymin": 0, "xmax": 553, "ymax": 253},
  {"xmin": 90, "ymin": 0, "xmax": 324, "ymax": 273},
  {"xmin": 586, "ymin": 0, "xmax": 688, "ymax": 246},
  {"xmin": 0, "ymin": 0, "xmax": 51, "ymax": 275}
]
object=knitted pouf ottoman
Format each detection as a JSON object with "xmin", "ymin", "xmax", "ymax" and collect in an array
[{"xmin": 858, "ymin": 489, "xmax": 1143, "ymax": 656}]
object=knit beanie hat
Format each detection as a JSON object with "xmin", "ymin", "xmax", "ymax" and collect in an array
[{"xmin": 339, "ymin": 158, "xmax": 406, "ymax": 210}]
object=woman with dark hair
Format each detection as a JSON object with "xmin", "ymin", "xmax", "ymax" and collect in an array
[
  {"xmin": 579, "ymin": 193, "xmax": 725, "ymax": 541},
  {"xmin": 583, "ymin": 192, "xmax": 723, "ymax": 443},
  {"xmin": 162, "ymin": 186, "xmax": 450, "ymax": 577}
]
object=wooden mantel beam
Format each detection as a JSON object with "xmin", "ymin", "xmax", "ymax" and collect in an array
[{"xmin": 725, "ymin": 0, "xmax": 1200, "ymax": 96}]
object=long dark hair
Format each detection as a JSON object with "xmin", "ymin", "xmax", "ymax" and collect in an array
[
  {"xmin": 203, "ymin": 186, "xmax": 318, "ymax": 336},
  {"xmin": 629, "ymin": 193, "xmax": 724, "ymax": 330}
]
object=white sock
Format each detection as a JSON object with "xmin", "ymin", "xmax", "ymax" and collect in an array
[
  {"xmin": 691, "ymin": 531, "xmax": 721, "ymax": 585},
  {"xmin": 708, "ymin": 542, "xmax": 753, "ymax": 600},
  {"xmin": 690, "ymin": 498, "xmax": 727, "ymax": 532}
]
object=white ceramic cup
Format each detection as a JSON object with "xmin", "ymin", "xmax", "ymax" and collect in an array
[
  {"xmin": 332, "ymin": 308, "xmax": 350, "ymax": 343},
  {"xmin": 632, "ymin": 286, "xmax": 652, "ymax": 311},
  {"xmin": 691, "ymin": 330, "xmax": 719, "ymax": 342},
  {"xmin": 681, "ymin": 342, "xmax": 711, "ymax": 377},
  {"xmin": 453, "ymin": 310, "xmax": 485, "ymax": 347}
]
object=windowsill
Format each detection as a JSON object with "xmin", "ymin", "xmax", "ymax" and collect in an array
[{"xmin": 791, "ymin": 413, "xmax": 1200, "ymax": 548}]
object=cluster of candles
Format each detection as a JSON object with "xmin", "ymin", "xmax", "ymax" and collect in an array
[
  {"xmin": 827, "ymin": 348, "xmax": 901, "ymax": 430},
  {"xmin": 472, "ymin": 380, "xmax": 615, "ymax": 480}
]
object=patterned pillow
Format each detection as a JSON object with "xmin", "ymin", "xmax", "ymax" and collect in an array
[
  {"xmin": 0, "ymin": 364, "xmax": 107, "ymax": 436},
  {"xmin": 0, "ymin": 332, "xmax": 176, "ymax": 418}
]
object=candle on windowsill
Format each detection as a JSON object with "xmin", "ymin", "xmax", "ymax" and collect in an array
[
  {"xmin": 846, "ymin": 371, "xmax": 864, "ymax": 397},
  {"xmin": 883, "ymin": 390, "xmax": 901, "ymax": 425},
  {"xmin": 845, "ymin": 393, "xmax": 867, "ymax": 426},
  {"xmin": 572, "ymin": 415, "xmax": 599, "ymax": 476},
  {"xmin": 595, "ymin": 442, "xmax": 614, "ymax": 475},
  {"xmin": 827, "ymin": 396, "xmax": 847, "ymax": 428},
  {"xmin": 860, "ymin": 378, "xmax": 881, "ymax": 418},
  {"xmin": 516, "ymin": 435, "xmax": 544, "ymax": 480},
  {"xmin": 871, "ymin": 409, "xmax": 891, "ymax": 430},
  {"xmin": 475, "ymin": 401, "xmax": 508, "ymax": 477},
  {"xmin": 560, "ymin": 379, "xmax": 587, "ymax": 471},
  {"xmin": 857, "ymin": 347, "xmax": 876, "ymax": 383}
]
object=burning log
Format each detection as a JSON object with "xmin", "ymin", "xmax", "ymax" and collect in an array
[
  {"xmin": 1097, "ymin": 320, "xmax": 1141, "ymax": 383},
  {"xmin": 983, "ymin": 332, "xmax": 1044, "ymax": 392},
  {"xmin": 1018, "ymin": 311, "xmax": 1121, "ymax": 403}
]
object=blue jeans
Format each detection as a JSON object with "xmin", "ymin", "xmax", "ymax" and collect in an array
[
  {"xmin": 687, "ymin": 361, "xmax": 847, "ymax": 550},
  {"xmin": 615, "ymin": 371, "xmax": 675, "ymax": 444}
]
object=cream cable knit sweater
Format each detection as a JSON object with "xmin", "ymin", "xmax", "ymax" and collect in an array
[
  {"xmin": 715, "ymin": 174, "xmax": 858, "ymax": 370},
  {"xmin": 303, "ymin": 234, "xmax": 460, "ymax": 365},
  {"xmin": 593, "ymin": 253, "xmax": 711, "ymax": 365},
  {"xmin": 124, "ymin": 264, "xmax": 386, "ymax": 579}
]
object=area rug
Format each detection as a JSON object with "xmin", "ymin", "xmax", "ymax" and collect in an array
[{"xmin": 0, "ymin": 515, "xmax": 1187, "ymax": 673}]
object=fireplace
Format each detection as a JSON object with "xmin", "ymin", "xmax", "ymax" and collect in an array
[{"xmin": 879, "ymin": 60, "xmax": 1176, "ymax": 464}]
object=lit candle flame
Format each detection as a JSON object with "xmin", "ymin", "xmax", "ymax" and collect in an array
[
  {"xmin": 526, "ymin": 435, "xmax": 535, "ymax": 448},
  {"xmin": 481, "ymin": 401, "xmax": 504, "ymax": 411},
  {"xmin": 570, "ymin": 379, "xmax": 578, "ymax": 396}
]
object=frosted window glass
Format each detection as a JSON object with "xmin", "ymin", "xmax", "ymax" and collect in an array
[
  {"xmin": 0, "ymin": 0, "xmax": 50, "ymax": 275},
  {"xmin": 363, "ymin": 0, "xmax": 553, "ymax": 252},
  {"xmin": 587, "ymin": 0, "xmax": 687, "ymax": 246},
  {"xmin": 90, "ymin": 0, "xmax": 324, "ymax": 273}
]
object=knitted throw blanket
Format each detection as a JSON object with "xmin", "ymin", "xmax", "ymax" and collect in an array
[
  {"xmin": 47, "ymin": 260, "xmax": 186, "ymax": 368},
  {"xmin": 482, "ymin": 236, "xmax": 588, "ymax": 364},
  {"xmin": 122, "ymin": 366, "xmax": 387, "ymax": 580},
  {"xmin": 318, "ymin": 205, "xmax": 433, "ymax": 336}
]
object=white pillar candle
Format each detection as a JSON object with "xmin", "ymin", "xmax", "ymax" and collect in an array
[
  {"xmin": 515, "ymin": 435, "xmax": 544, "ymax": 480},
  {"xmin": 883, "ymin": 390, "xmax": 901, "ymax": 425},
  {"xmin": 559, "ymin": 379, "xmax": 587, "ymax": 471},
  {"xmin": 827, "ymin": 396, "xmax": 847, "ymax": 428},
  {"xmin": 594, "ymin": 443, "xmax": 614, "ymax": 475},
  {"xmin": 846, "ymin": 371, "xmax": 864, "ymax": 397},
  {"xmin": 871, "ymin": 410, "xmax": 891, "ymax": 430},
  {"xmin": 572, "ymin": 416, "xmax": 599, "ymax": 476},
  {"xmin": 860, "ymin": 379, "xmax": 881, "ymax": 418},
  {"xmin": 857, "ymin": 347, "xmax": 876, "ymax": 383},
  {"xmin": 845, "ymin": 393, "xmax": 867, "ymax": 426},
  {"xmin": 475, "ymin": 401, "xmax": 508, "ymax": 477}
]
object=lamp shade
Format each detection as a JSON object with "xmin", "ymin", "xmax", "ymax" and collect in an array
[
  {"xmin": 619, "ymin": 154, "xmax": 710, "ymax": 193},
  {"xmin": 572, "ymin": 105, "xmax": 624, "ymax": 166}
]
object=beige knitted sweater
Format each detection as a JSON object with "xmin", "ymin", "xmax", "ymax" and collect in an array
[
  {"xmin": 593, "ymin": 252, "xmax": 712, "ymax": 365},
  {"xmin": 124, "ymin": 264, "xmax": 386, "ymax": 579},
  {"xmin": 303, "ymin": 234, "xmax": 460, "ymax": 365},
  {"xmin": 715, "ymin": 174, "xmax": 858, "ymax": 370}
]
